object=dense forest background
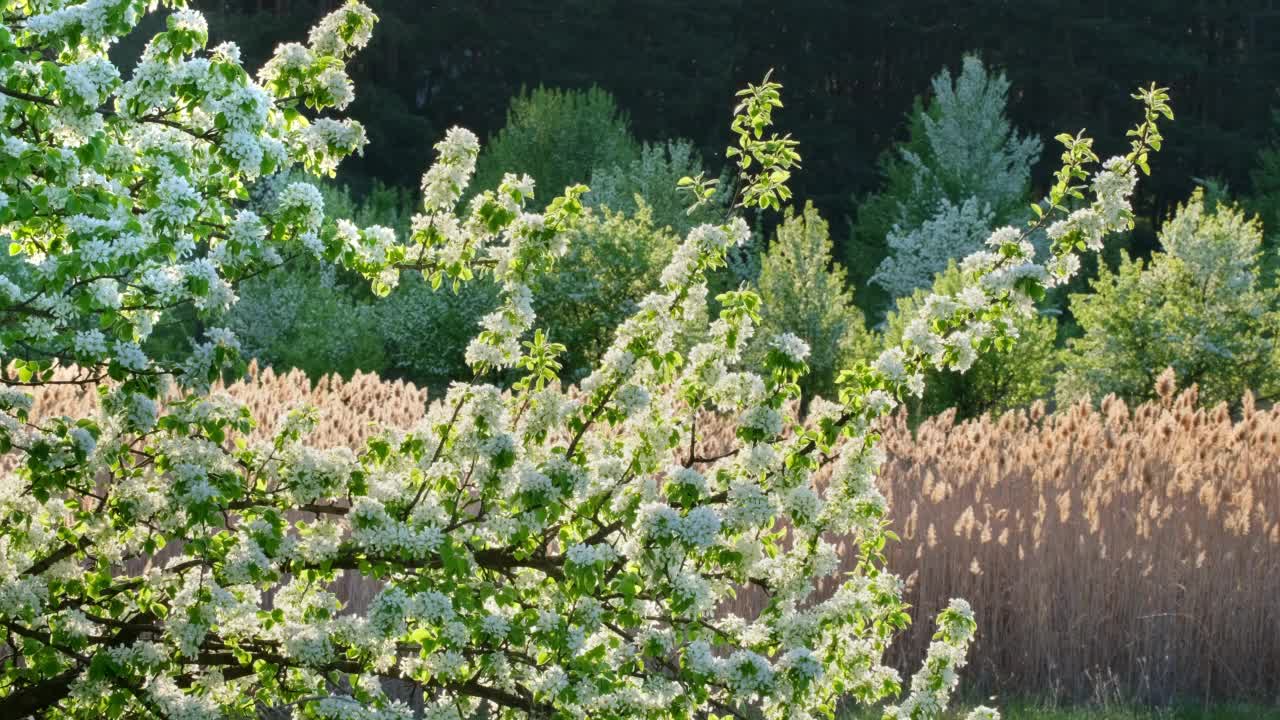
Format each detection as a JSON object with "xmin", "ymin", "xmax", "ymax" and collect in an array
[
  {"xmin": 182, "ymin": 1, "xmax": 1280, "ymax": 249},
  {"xmin": 108, "ymin": 0, "xmax": 1280, "ymax": 415}
]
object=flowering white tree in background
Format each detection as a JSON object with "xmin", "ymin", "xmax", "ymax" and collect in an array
[
  {"xmin": 870, "ymin": 55, "xmax": 1042, "ymax": 300},
  {"xmin": 0, "ymin": 3, "xmax": 1170, "ymax": 719},
  {"xmin": 871, "ymin": 196, "xmax": 994, "ymax": 304}
]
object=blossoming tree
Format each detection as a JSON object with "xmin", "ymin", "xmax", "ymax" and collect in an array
[
  {"xmin": 868, "ymin": 56, "xmax": 1043, "ymax": 302},
  {"xmin": 0, "ymin": 2, "xmax": 1170, "ymax": 719}
]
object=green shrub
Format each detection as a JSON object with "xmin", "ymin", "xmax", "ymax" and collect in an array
[
  {"xmin": 226, "ymin": 173, "xmax": 416, "ymax": 380},
  {"xmin": 227, "ymin": 263, "xmax": 388, "ymax": 379},
  {"xmin": 373, "ymin": 273, "xmax": 499, "ymax": 389}
]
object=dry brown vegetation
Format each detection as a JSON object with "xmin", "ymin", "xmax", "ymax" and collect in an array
[
  {"xmin": 856, "ymin": 378, "xmax": 1278, "ymax": 704},
  {"xmin": 28, "ymin": 362, "xmax": 428, "ymax": 449},
  {"xmin": 25, "ymin": 365, "xmax": 1279, "ymax": 704}
]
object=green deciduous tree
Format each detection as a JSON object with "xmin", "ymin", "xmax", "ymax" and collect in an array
[
  {"xmin": 588, "ymin": 138, "xmax": 727, "ymax": 235},
  {"xmin": 530, "ymin": 202, "xmax": 680, "ymax": 377},
  {"xmin": 473, "ymin": 85, "xmax": 639, "ymax": 204},
  {"xmin": 753, "ymin": 202, "xmax": 872, "ymax": 414},
  {"xmin": 1058, "ymin": 189, "xmax": 1280, "ymax": 406}
]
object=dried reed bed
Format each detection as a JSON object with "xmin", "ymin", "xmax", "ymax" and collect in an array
[
  {"xmin": 27, "ymin": 361, "xmax": 428, "ymax": 449},
  {"xmin": 814, "ymin": 379, "xmax": 1277, "ymax": 704},
  {"xmin": 19, "ymin": 366, "xmax": 1279, "ymax": 703}
]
